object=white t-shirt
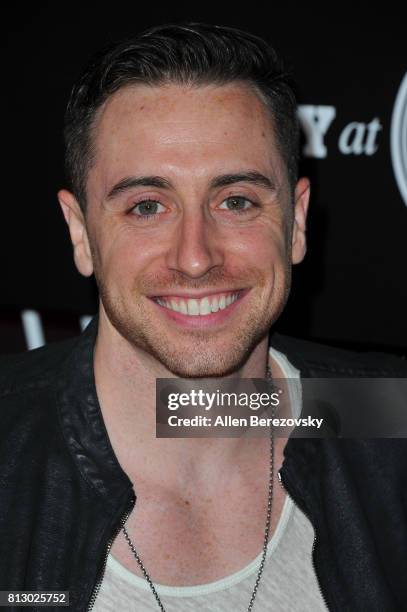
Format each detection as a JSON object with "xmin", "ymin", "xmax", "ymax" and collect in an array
[{"xmin": 93, "ymin": 347, "xmax": 327, "ymax": 611}]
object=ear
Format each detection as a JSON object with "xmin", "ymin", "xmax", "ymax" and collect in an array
[
  {"xmin": 291, "ymin": 177, "xmax": 310, "ymax": 264},
  {"xmin": 57, "ymin": 190, "xmax": 94, "ymax": 277}
]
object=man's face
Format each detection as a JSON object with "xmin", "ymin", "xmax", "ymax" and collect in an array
[{"xmin": 60, "ymin": 82, "xmax": 309, "ymax": 376}]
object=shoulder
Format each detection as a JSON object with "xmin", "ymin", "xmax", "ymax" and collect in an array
[
  {"xmin": 270, "ymin": 333, "xmax": 407, "ymax": 377},
  {"xmin": 0, "ymin": 336, "xmax": 83, "ymax": 462},
  {"xmin": 0, "ymin": 336, "xmax": 80, "ymax": 399}
]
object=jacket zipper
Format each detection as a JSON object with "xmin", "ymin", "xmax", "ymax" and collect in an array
[
  {"xmin": 277, "ymin": 469, "xmax": 331, "ymax": 611},
  {"xmin": 87, "ymin": 495, "xmax": 136, "ymax": 611}
]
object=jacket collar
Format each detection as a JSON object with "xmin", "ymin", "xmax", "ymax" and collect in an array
[{"xmin": 55, "ymin": 316, "xmax": 133, "ymax": 507}]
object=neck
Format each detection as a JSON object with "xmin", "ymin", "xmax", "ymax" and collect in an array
[{"xmin": 93, "ymin": 307, "xmax": 274, "ymax": 493}]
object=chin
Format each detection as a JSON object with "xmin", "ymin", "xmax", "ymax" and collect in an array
[
  {"xmin": 135, "ymin": 328, "xmax": 269, "ymax": 378},
  {"xmin": 153, "ymin": 352, "xmax": 249, "ymax": 378}
]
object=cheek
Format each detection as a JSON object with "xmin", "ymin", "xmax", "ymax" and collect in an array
[
  {"xmin": 224, "ymin": 224, "xmax": 288, "ymax": 268},
  {"xmin": 89, "ymin": 220, "xmax": 163, "ymax": 285},
  {"xmin": 225, "ymin": 225, "xmax": 291, "ymax": 302}
]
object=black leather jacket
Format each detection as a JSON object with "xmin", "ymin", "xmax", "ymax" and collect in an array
[{"xmin": 0, "ymin": 318, "xmax": 406, "ymax": 611}]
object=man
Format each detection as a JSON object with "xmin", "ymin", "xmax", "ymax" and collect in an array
[{"xmin": 1, "ymin": 23, "xmax": 406, "ymax": 612}]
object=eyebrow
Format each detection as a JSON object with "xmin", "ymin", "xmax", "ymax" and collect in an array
[
  {"xmin": 210, "ymin": 171, "xmax": 276, "ymax": 191},
  {"xmin": 106, "ymin": 175, "xmax": 172, "ymax": 200},
  {"xmin": 105, "ymin": 170, "xmax": 277, "ymax": 201}
]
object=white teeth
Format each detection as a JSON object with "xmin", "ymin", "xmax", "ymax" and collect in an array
[
  {"xmin": 211, "ymin": 297, "xmax": 220, "ymax": 312},
  {"xmin": 199, "ymin": 297, "xmax": 211, "ymax": 315},
  {"xmin": 179, "ymin": 300, "xmax": 188, "ymax": 314},
  {"xmin": 187, "ymin": 299, "xmax": 200, "ymax": 316},
  {"xmin": 170, "ymin": 299, "xmax": 180, "ymax": 313},
  {"xmin": 156, "ymin": 292, "xmax": 239, "ymax": 316}
]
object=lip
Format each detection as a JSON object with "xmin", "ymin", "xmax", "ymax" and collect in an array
[{"xmin": 149, "ymin": 289, "xmax": 249, "ymax": 328}]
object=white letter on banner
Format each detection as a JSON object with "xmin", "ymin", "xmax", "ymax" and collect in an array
[
  {"xmin": 297, "ymin": 105, "xmax": 336, "ymax": 158},
  {"xmin": 364, "ymin": 117, "xmax": 382, "ymax": 155}
]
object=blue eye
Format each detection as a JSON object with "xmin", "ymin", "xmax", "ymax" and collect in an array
[
  {"xmin": 219, "ymin": 196, "xmax": 253, "ymax": 212},
  {"xmin": 132, "ymin": 200, "xmax": 165, "ymax": 216}
]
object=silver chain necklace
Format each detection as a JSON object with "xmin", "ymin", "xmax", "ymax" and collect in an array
[{"xmin": 122, "ymin": 367, "xmax": 275, "ymax": 612}]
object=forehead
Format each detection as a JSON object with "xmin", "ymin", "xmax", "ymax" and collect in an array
[{"xmin": 88, "ymin": 82, "xmax": 285, "ymax": 196}]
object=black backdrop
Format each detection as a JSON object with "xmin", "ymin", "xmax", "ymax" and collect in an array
[{"xmin": 3, "ymin": 3, "xmax": 407, "ymax": 355}]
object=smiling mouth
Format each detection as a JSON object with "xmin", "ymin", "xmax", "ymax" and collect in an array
[{"xmin": 152, "ymin": 290, "xmax": 243, "ymax": 317}]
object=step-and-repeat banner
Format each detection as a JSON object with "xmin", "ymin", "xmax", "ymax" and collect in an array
[{"xmin": 3, "ymin": 5, "xmax": 407, "ymax": 355}]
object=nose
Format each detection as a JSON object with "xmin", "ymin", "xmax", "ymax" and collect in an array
[{"xmin": 165, "ymin": 208, "xmax": 224, "ymax": 279}]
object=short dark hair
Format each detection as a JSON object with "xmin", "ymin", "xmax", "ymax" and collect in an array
[{"xmin": 64, "ymin": 23, "xmax": 299, "ymax": 211}]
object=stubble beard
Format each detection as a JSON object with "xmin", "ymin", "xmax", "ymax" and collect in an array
[{"xmin": 95, "ymin": 266, "xmax": 292, "ymax": 378}]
